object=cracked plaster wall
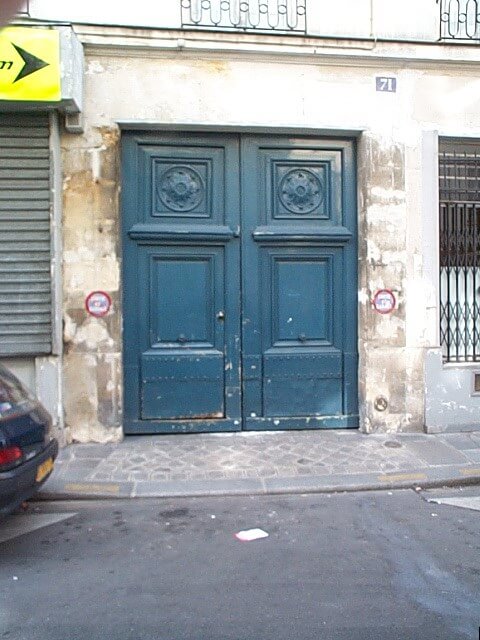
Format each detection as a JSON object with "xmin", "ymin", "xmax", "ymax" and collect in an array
[
  {"xmin": 62, "ymin": 126, "xmax": 122, "ymax": 442},
  {"xmin": 358, "ymin": 132, "xmax": 425, "ymax": 433}
]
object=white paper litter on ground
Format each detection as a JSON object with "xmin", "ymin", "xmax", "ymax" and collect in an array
[{"xmin": 235, "ymin": 528, "xmax": 269, "ymax": 542}]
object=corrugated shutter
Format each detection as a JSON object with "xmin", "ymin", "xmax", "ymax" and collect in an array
[{"xmin": 0, "ymin": 113, "xmax": 52, "ymax": 356}]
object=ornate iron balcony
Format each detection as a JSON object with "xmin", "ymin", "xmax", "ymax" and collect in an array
[
  {"xmin": 181, "ymin": 0, "xmax": 307, "ymax": 34},
  {"xmin": 438, "ymin": 0, "xmax": 480, "ymax": 40}
]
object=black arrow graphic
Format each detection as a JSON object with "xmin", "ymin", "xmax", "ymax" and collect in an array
[{"xmin": 11, "ymin": 43, "xmax": 49, "ymax": 83}]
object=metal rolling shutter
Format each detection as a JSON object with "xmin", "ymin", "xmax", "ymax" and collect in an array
[{"xmin": 0, "ymin": 113, "xmax": 52, "ymax": 356}]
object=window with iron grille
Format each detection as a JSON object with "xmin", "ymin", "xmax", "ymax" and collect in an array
[{"xmin": 439, "ymin": 139, "xmax": 480, "ymax": 362}]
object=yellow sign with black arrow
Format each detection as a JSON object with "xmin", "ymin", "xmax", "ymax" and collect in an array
[{"xmin": 0, "ymin": 27, "xmax": 60, "ymax": 102}]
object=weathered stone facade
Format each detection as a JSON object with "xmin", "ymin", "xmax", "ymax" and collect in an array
[
  {"xmin": 57, "ymin": 39, "xmax": 448, "ymax": 441},
  {"xmin": 62, "ymin": 125, "xmax": 122, "ymax": 442}
]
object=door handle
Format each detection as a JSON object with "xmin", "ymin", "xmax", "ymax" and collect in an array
[{"xmin": 216, "ymin": 311, "xmax": 225, "ymax": 321}]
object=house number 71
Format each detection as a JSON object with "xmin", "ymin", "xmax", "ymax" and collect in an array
[{"xmin": 376, "ymin": 77, "xmax": 397, "ymax": 93}]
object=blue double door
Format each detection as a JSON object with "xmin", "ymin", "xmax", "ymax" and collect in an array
[{"xmin": 122, "ymin": 132, "xmax": 358, "ymax": 433}]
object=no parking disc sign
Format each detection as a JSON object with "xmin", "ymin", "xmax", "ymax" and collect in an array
[
  {"xmin": 372, "ymin": 289, "xmax": 396, "ymax": 314},
  {"xmin": 85, "ymin": 291, "xmax": 112, "ymax": 318}
]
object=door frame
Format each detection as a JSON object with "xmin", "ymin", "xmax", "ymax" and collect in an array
[{"xmin": 119, "ymin": 124, "xmax": 361, "ymax": 435}]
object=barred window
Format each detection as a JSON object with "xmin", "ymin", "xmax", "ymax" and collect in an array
[{"xmin": 439, "ymin": 139, "xmax": 480, "ymax": 362}]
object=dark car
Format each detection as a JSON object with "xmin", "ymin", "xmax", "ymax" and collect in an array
[{"xmin": 0, "ymin": 363, "xmax": 58, "ymax": 517}]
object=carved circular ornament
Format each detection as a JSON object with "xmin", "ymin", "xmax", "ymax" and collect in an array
[
  {"xmin": 279, "ymin": 169, "xmax": 323, "ymax": 214},
  {"xmin": 158, "ymin": 166, "xmax": 204, "ymax": 212}
]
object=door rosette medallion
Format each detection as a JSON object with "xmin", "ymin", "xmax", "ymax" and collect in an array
[
  {"xmin": 279, "ymin": 168, "xmax": 324, "ymax": 214},
  {"xmin": 157, "ymin": 166, "xmax": 205, "ymax": 212}
]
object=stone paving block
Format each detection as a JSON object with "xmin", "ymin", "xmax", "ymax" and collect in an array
[
  {"xmin": 88, "ymin": 472, "xmax": 117, "ymax": 481},
  {"xmin": 469, "ymin": 433, "xmax": 480, "ymax": 446},
  {"xmin": 66, "ymin": 459, "xmax": 101, "ymax": 471},
  {"xmin": 48, "ymin": 469, "xmax": 91, "ymax": 482},
  {"xmin": 404, "ymin": 440, "xmax": 470, "ymax": 465},
  {"xmin": 440, "ymin": 433, "xmax": 479, "ymax": 450},
  {"xmin": 94, "ymin": 463, "xmax": 119, "ymax": 473},
  {"xmin": 462, "ymin": 449, "xmax": 480, "ymax": 463},
  {"xmin": 263, "ymin": 473, "xmax": 374, "ymax": 493},
  {"xmin": 70, "ymin": 446, "xmax": 115, "ymax": 459},
  {"xmin": 132, "ymin": 477, "xmax": 264, "ymax": 498}
]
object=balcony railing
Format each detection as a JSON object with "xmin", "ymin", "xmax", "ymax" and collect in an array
[
  {"xmin": 181, "ymin": 0, "xmax": 307, "ymax": 34},
  {"xmin": 438, "ymin": 0, "xmax": 480, "ymax": 40}
]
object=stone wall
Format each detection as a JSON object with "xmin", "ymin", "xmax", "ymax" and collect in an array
[
  {"xmin": 62, "ymin": 125, "xmax": 122, "ymax": 442},
  {"xmin": 60, "ymin": 37, "xmax": 480, "ymax": 441}
]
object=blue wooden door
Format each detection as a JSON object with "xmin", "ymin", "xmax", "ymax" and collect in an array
[
  {"xmin": 122, "ymin": 132, "xmax": 357, "ymax": 433},
  {"xmin": 122, "ymin": 133, "xmax": 241, "ymax": 433},
  {"xmin": 241, "ymin": 136, "xmax": 358, "ymax": 429}
]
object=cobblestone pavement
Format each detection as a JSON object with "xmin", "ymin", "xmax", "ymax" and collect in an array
[{"xmin": 40, "ymin": 430, "xmax": 480, "ymax": 499}]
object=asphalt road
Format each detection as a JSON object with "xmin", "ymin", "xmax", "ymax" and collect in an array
[{"xmin": 0, "ymin": 488, "xmax": 479, "ymax": 640}]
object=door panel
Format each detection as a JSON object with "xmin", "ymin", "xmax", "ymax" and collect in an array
[
  {"xmin": 263, "ymin": 352, "xmax": 343, "ymax": 417},
  {"xmin": 260, "ymin": 248, "xmax": 344, "ymax": 418},
  {"xmin": 241, "ymin": 136, "xmax": 358, "ymax": 430},
  {"xmin": 122, "ymin": 133, "xmax": 241, "ymax": 433},
  {"xmin": 140, "ymin": 246, "xmax": 225, "ymax": 420},
  {"xmin": 271, "ymin": 255, "xmax": 333, "ymax": 345}
]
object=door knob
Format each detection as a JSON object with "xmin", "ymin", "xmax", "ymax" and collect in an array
[{"xmin": 216, "ymin": 311, "xmax": 225, "ymax": 321}]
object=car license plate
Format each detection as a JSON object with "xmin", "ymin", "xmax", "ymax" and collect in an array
[{"xmin": 36, "ymin": 457, "xmax": 54, "ymax": 483}]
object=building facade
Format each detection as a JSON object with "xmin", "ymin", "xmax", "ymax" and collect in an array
[{"xmin": 2, "ymin": 0, "xmax": 480, "ymax": 442}]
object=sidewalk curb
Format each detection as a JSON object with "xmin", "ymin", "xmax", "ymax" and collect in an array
[{"xmin": 36, "ymin": 465, "xmax": 480, "ymax": 501}]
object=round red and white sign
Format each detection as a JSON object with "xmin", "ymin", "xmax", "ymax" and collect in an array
[
  {"xmin": 85, "ymin": 291, "xmax": 112, "ymax": 318},
  {"xmin": 372, "ymin": 289, "xmax": 396, "ymax": 314}
]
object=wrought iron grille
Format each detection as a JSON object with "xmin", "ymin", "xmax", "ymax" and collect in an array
[
  {"xmin": 438, "ymin": 0, "xmax": 480, "ymax": 40},
  {"xmin": 181, "ymin": 0, "xmax": 307, "ymax": 34},
  {"xmin": 439, "ymin": 140, "xmax": 480, "ymax": 362}
]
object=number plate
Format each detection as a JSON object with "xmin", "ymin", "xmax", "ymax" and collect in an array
[
  {"xmin": 36, "ymin": 457, "xmax": 54, "ymax": 483},
  {"xmin": 376, "ymin": 76, "xmax": 397, "ymax": 93}
]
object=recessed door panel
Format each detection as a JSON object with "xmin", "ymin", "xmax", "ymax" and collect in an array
[
  {"xmin": 140, "ymin": 247, "xmax": 225, "ymax": 420},
  {"xmin": 272, "ymin": 255, "xmax": 333, "ymax": 344},
  {"xmin": 260, "ymin": 248, "xmax": 344, "ymax": 418},
  {"xmin": 149, "ymin": 255, "xmax": 216, "ymax": 346}
]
